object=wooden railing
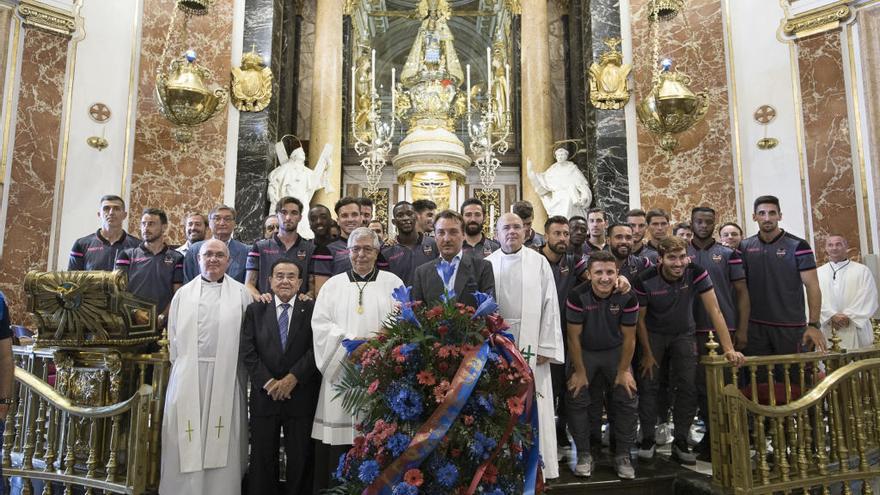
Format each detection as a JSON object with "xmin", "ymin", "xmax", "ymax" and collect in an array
[
  {"xmin": 703, "ymin": 325, "xmax": 880, "ymax": 494},
  {"xmin": 2, "ymin": 347, "xmax": 169, "ymax": 494}
]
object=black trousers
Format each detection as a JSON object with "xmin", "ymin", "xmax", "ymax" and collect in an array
[
  {"xmin": 637, "ymin": 332, "xmax": 697, "ymax": 445},
  {"xmin": 249, "ymin": 413, "xmax": 314, "ymax": 495},
  {"xmin": 312, "ymin": 442, "xmax": 352, "ymax": 495}
]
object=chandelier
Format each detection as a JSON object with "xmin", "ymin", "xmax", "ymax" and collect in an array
[
  {"xmin": 466, "ymin": 46, "xmax": 512, "ymax": 188},
  {"xmin": 350, "ymin": 49, "xmax": 396, "ymax": 195},
  {"xmin": 155, "ymin": 0, "xmax": 227, "ymax": 146},
  {"xmin": 637, "ymin": 0, "xmax": 707, "ymax": 152}
]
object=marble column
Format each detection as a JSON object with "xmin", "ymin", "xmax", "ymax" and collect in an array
[
  {"xmin": 520, "ymin": 0, "xmax": 554, "ymax": 230},
  {"xmin": 309, "ymin": 0, "xmax": 343, "ymax": 208}
]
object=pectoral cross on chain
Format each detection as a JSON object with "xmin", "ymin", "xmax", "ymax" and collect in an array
[
  {"xmin": 214, "ymin": 416, "xmax": 224, "ymax": 439},
  {"xmin": 185, "ymin": 420, "xmax": 194, "ymax": 442},
  {"xmin": 521, "ymin": 345, "xmax": 535, "ymax": 361}
]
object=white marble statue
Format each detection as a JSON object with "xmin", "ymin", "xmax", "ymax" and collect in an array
[
  {"xmin": 267, "ymin": 142, "xmax": 334, "ymax": 239},
  {"xmin": 526, "ymin": 148, "xmax": 592, "ymax": 219}
]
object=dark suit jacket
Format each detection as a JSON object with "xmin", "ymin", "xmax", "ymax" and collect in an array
[
  {"xmin": 411, "ymin": 252, "xmax": 495, "ymax": 308},
  {"xmin": 240, "ymin": 298, "xmax": 319, "ymax": 418}
]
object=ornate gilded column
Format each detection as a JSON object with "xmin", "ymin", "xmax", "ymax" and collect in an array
[
  {"xmin": 520, "ymin": 0, "xmax": 553, "ymax": 229},
  {"xmin": 309, "ymin": 0, "xmax": 343, "ymax": 208}
]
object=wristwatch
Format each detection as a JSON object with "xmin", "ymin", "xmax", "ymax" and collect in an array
[{"xmin": 808, "ymin": 321, "xmax": 819, "ymax": 329}]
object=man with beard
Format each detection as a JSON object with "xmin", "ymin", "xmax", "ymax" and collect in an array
[
  {"xmin": 69, "ymin": 194, "xmax": 141, "ymax": 271},
  {"xmin": 634, "ymin": 237, "xmax": 744, "ymax": 465},
  {"xmin": 246, "ymin": 197, "xmax": 315, "ymax": 301},
  {"xmin": 626, "ymin": 209, "xmax": 650, "ymax": 258},
  {"xmin": 461, "ymin": 198, "xmax": 500, "ymax": 259},
  {"xmin": 643, "ymin": 209, "xmax": 670, "ymax": 264},
  {"xmin": 487, "ymin": 213, "xmax": 564, "ymax": 480},
  {"xmin": 539, "ymin": 216, "xmax": 588, "ymax": 461},
  {"xmin": 176, "ymin": 212, "xmax": 208, "ymax": 256},
  {"xmin": 115, "ymin": 208, "xmax": 184, "ymax": 327},
  {"xmin": 313, "ymin": 197, "xmax": 372, "ymax": 295},
  {"xmin": 357, "ymin": 197, "xmax": 374, "ymax": 227},
  {"xmin": 513, "ymin": 200, "xmax": 545, "ymax": 249},
  {"xmin": 584, "ymin": 208, "xmax": 608, "ymax": 254},
  {"xmin": 379, "ymin": 201, "xmax": 439, "ymax": 285},
  {"xmin": 688, "ymin": 206, "xmax": 749, "ymax": 459},
  {"xmin": 412, "ymin": 199, "xmax": 437, "ymax": 236},
  {"xmin": 739, "ymin": 195, "xmax": 826, "ymax": 364},
  {"xmin": 608, "ymin": 223, "xmax": 653, "ymax": 283},
  {"xmin": 568, "ymin": 216, "xmax": 589, "ymax": 255}
]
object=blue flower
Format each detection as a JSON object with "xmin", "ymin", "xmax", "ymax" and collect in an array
[
  {"xmin": 386, "ymin": 432, "xmax": 411, "ymax": 457},
  {"xmin": 476, "ymin": 394, "xmax": 495, "ymax": 416},
  {"xmin": 388, "ymin": 385, "xmax": 424, "ymax": 421},
  {"xmin": 334, "ymin": 452, "xmax": 348, "ymax": 481},
  {"xmin": 484, "ymin": 489, "xmax": 504, "ymax": 495},
  {"xmin": 470, "ymin": 431, "xmax": 497, "ymax": 460},
  {"xmin": 358, "ymin": 459, "xmax": 380, "ymax": 484},
  {"xmin": 435, "ymin": 463, "xmax": 458, "ymax": 488},
  {"xmin": 392, "ymin": 285, "xmax": 413, "ymax": 305},
  {"xmin": 399, "ymin": 343, "xmax": 418, "ymax": 358},
  {"xmin": 392, "ymin": 482, "xmax": 419, "ymax": 495},
  {"xmin": 341, "ymin": 339, "xmax": 366, "ymax": 355},
  {"xmin": 471, "ymin": 291, "xmax": 498, "ymax": 319},
  {"xmin": 440, "ymin": 289, "xmax": 457, "ymax": 304}
]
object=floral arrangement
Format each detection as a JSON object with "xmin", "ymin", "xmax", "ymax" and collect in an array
[{"xmin": 329, "ymin": 287, "xmax": 543, "ymax": 495}]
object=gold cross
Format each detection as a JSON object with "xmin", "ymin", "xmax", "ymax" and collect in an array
[
  {"xmin": 185, "ymin": 420, "xmax": 194, "ymax": 442},
  {"xmin": 214, "ymin": 416, "xmax": 224, "ymax": 439}
]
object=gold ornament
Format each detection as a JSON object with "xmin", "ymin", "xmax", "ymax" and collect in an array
[
  {"xmin": 636, "ymin": 67, "xmax": 709, "ymax": 152},
  {"xmin": 231, "ymin": 49, "xmax": 273, "ymax": 112},
  {"xmin": 155, "ymin": 52, "xmax": 228, "ymax": 144},
  {"xmin": 588, "ymin": 38, "xmax": 632, "ymax": 110}
]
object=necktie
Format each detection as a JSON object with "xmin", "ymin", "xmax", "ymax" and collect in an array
[
  {"xmin": 439, "ymin": 260, "xmax": 456, "ymax": 287},
  {"xmin": 278, "ymin": 303, "xmax": 291, "ymax": 349}
]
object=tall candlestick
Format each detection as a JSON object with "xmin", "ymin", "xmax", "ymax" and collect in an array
[
  {"xmin": 505, "ymin": 63, "xmax": 511, "ymax": 111},
  {"xmin": 466, "ymin": 64, "xmax": 471, "ymax": 114},
  {"xmin": 371, "ymin": 48, "xmax": 376, "ymax": 95},
  {"xmin": 391, "ymin": 67, "xmax": 396, "ymax": 120}
]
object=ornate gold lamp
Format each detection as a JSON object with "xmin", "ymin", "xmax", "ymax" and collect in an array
[
  {"xmin": 155, "ymin": 1, "xmax": 227, "ymax": 145},
  {"xmin": 637, "ymin": 60, "xmax": 708, "ymax": 152},
  {"xmin": 637, "ymin": 0, "xmax": 707, "ymax": 152}
]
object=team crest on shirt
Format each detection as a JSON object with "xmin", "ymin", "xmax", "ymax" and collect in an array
[
  {"xmin": 483, "ymin": 246, "xmax": 492, "ymax": 255},
  {"xmin": 297, "ymin": 249, "xmax": 307, "ymax": 260},
  {"xmin": 423, "ymin": 244, "xmax": 433, "ymax": 256},
  {"xmin": 712, "ymin": 253, "xmax": 723, "ymax": 263},
  {"xmin": 776, "ymin": 248, "xmax": 787, "ymax": 258},
  {"xmin": 560, "ymin": 264, "xmax": 569, "ymax": 276},
  {"xmin": 163, "ymin": 254, "xmax": 175, "ymax": 265},
  {"xmin": 609, "ymin": 303, "xmax": 621, "ymax": 315}
]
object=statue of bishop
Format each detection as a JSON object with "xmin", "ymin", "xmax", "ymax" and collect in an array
[
  {"xmin": 267, "ymin": 142, "xmax": 334, "ymax": 239},
  {"xmin": 526, "ymin": 148, "xmax": 593, "ymax": 219}
]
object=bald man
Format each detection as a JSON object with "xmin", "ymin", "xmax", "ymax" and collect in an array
[{"xmin": 817, "ymin": 235, "xmax": 878, "ymax": 350}]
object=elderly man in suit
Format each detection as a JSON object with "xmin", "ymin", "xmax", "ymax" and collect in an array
[
  {"xmin": 411, "ymin": 209, "xmax": 494, "ymax": 308},
  {"xmin": 240, "ymin": 258, "xmax": 319, "ymax": 494}
]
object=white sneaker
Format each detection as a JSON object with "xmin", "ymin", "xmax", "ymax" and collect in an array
[
  {"xmin": 557, "ymin": 445, "xmax": 573, "ymax": 463},
  {"xmin": 637, "ymin": 440, "xmax": 656, "ymax": 460},
  {"xmin": 654, "ymin": 422, "xmax": 674, "ymax": 445},
  {"xmin": 615, "ymin": 455, "xmax": 636, "ymax": 479},
  {"xmin": 573, "ymin": 453, "xmax": 593, "ymax": 477}
]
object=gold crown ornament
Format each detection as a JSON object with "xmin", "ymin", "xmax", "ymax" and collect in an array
[
  {"xmin": 231, "ymin": 49, "xmax": 273, "ymax": 112},
  {"xmin": 155, "ymin": 50, "xmax": 228, "ymax": 144}
]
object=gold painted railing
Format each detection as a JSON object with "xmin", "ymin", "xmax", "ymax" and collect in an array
[
  {"xmin": 703, "ymin": 325, "xmax": 880, "ymax": 495},
  {"xmin": 3, "ymin": 346, "xmax": 169, "ymax": 494}
]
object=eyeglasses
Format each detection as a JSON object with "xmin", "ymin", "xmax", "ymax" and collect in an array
[
  {"xmin": 350, "ymin": 246, "xmax": 376, "ymax": 254},
  {"xmin": 265, "ymin": 225, "xmax": 279, "ymax": 231},
  {"xmin": 200, "ymin": 252, "xmax": 228, "ymax": 260}
]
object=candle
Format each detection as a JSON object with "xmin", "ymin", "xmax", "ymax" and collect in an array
[
  {"xmin": 490, "ymin": 204, "xmax": 495, "ymax": 231},
  {"xmin": 505, "ymin": 63, "xmax": 511, "ymax": 111},
  {"xmin": 486, "ymin": 47, "xmax": 492, "ymax": 95},
  {"xmin": 371, "ymin": 48, "xmax": 376, "ymax": 95},
  {"xmin": 351, "ymin": 65, "xmax": 356, "ymax": 117},
  {"xmin": 391, "ymin": 67, "xmax": 396, "ymax": 118},
  {"xmin": 466, "ymin": 64, "xmax": 471, "ymax": 113}
]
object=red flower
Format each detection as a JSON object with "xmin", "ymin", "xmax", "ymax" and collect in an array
[
  {"xmin": 437, "ymin": 325, "xmax": 449, "ymax": 337},
  {"xmin": 484, "ymin": 464, "xmax": 499, "ymax": 483},
  {"xmin": 417, "ymin": 370, "xmax": 437, "ymax": 386},
  {"xmin": 463, "ymin": 415, "xmax": 474, "ymax": 426},
  {"xmin": 433, "ymin": 380, "xmax": 452, "ymax": 403},
  {"xmin": 507, "ymin": 396, "xmax": 525, "ymax": 416},
  {"xmin": 368, "ymin": 379, "xmax": 380, "ymax": 394},
  {"xmin": 426, "ymin": 306, "xmax": 444, "ymax": 320},
  {"xmin": 404, "ymin": 468, "xmax": 424, "ymax": 487},
  {"xmin": 438, "ymin": 362, "xmax": 449, "ymax": 373}
]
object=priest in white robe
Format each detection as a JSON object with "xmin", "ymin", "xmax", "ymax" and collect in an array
[
  {"xmin": 487, "ymin": 213, "xmax": 564, "ymax": 480},
  {"xmin": 818, "ymin": 235, "xmax": 879, "ymax": 350},
  {"xmin": 311, "ymin": 227, "xmax": 404, "ymax": 493},
  {"xmin": 160, "ymin": 239, "xmax": 252, "ymax": 494}
]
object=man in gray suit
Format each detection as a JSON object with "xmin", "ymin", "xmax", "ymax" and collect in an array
[{"xmin": 412, "ymin": 210, "xmax": 494, "ymax": 308}]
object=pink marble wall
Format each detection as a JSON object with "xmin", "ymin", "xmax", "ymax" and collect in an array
[
  {"xmin": 0, "ymin": 30, "xmax": 68, "ymax": 324},
  {"xmin": 797, "ymin": 31, "xmax": 859, "ymax": 258},
  {"xmin": 630, "ymin": 0, "xmax": 737, "ymax": 225},
  {"xmin": 128, "ymin": 0, "xmax": 234, "ymax": 244}
]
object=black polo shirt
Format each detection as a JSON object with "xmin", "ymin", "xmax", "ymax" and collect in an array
[
  {"xmin": 566, "ymin": 286, "xmax": 639, "ymax": 351},
  {"xmin": 246, "ymin": 234, "xmax": 315, "ymax": 293},
  {"xmin": 618, "ymin": 254, "xmax": 653, "ymax": 283},
  {"xmin": 313, "ymin": 238, "xmax": 387, "ymax": 277},
  {"xmin": 378, "ymin": 234, "xmax": 438, "ymax": 286},
  {"xmin": 688, "ymin": 240, "xmax": 745, "ymax": 332},
  {"xmin": 115, "ymin": 243, "xmax": 183, "ymax": 313},
  {"xmin": 69, "ymin": 230, "xmax": 140, "ymax": 271},
  {"xmin": 633, "ymin": 263, "xmax": 714, "ymax": 335},
  {"xmin": 525, "ymin": 232, "xmax": 545, "ymax": 249},
  {"xmin": 542, "ymin": 251, "xmax": 587, "ymax": 323},
  {"xmin": 739, "ymin": 230, "xmax": 816, "ymax": 327},
  {"xmin": 462, "ymin": 235, "xmax": 500, "ymax": 260}
]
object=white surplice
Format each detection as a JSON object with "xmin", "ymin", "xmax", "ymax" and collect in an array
[
  {"xmin": 311, "ymin": 270, "xmax": 404, "ymax": 445},
  {"xmin": 160, "ymin": 276, "xmax": 252, "ymax": 495},
  {"xmin": 818, "ymin": 260, "xmax": 879, "ymax": 350},
  {"xmin": 487, "ymin": 248, "xmax": 564, "ymax": 479}
]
